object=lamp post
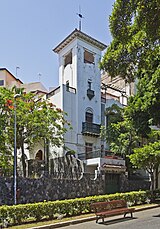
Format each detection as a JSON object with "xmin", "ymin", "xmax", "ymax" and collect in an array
[{"xmin": 13, "ymin": 94, "xmax": 20, "ymax": 205}]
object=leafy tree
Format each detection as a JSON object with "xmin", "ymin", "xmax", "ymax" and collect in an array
[
  {"xmin": 101, "ymin": 104, "xmax": 139, "ymax": 176},
  {"xmin": 101, "ymin": 104, "xmax": 123, "ymax": 149},
  {"xmin": 101, "ymin": 104, "xmax": 138, "ymax": 156},
  {"xmin": 0, "ymin": 88, "xmax": 14, "ymax": 174},
  {"xmin": 0, "ymin": 87, "xmax": 70, "ymax": 176},
  {"xmin": 100, "ymin": 0, "xmax": 160, "ymax": 129},
  {"xmin": 130, "ymin": 141, "xmax": 160, "ymax": 192},
  {"xmin": 100, "ymin": 0, "xmax": 159, "ymax": 82}
]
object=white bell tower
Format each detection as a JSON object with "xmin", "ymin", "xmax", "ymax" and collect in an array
[{"xmin": 53, "ymin": 29, "xmax": 106, "ymax": 158}]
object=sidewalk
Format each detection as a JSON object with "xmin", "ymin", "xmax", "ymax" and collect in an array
[{"xmin": 30, "ymin": 203, "xmax": 160, "ymax": 229}]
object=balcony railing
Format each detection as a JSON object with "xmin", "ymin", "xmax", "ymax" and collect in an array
[
  {"xmin": 82, "ymin": 122, "xmax": 100, "ymax": 137},
  {"xmin": 78, "ymin": 151, "xmax": 124, "ymax": 162},
  {"xmin": 66, "ymin": 85, "xmax": 76, "ymax": 94},
  {"xmin": 78, "ymin": 150, "xmax": 102, "ymax": 160}
]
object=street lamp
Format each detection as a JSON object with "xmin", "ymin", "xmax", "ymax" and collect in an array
[{"xmin": 13, "ymin": 94, "xmax": 20, "ymax": 205}]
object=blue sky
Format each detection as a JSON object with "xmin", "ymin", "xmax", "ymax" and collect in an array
[{"xmin": 0, "ymin": 0, "xmax": 115, "ymax": 90}]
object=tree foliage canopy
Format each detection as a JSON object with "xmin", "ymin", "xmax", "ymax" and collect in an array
[
  {"xmin": 101, "ymin": 1, "xmax": 160, "ymax": 182},
  {"xmin": 0, "ymin": 87, "xmax": 70, "ymax": 175},
  {"xmin": 130, "ymin": 141, "xmax": 160, "ymax": 173},
  {"xmin": 101, "ymin": 0, "xmax": 160, "ymax": 135},
  {"xmin": 130, "ymin": 140, "xmax": 160, "ymax": 191},
  {"xmin": 101, "ymin": 104, "xmax": 138, "ymax": 156},
  {"xmin": 100, "ymin": 0, "xmax": 159, "ymax": 83}
]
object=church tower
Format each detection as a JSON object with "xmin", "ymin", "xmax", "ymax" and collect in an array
[{"xmin": 52, "ymin": 29, "xmax": 106, "ymax": 159}]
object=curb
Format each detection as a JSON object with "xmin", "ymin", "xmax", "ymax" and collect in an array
[
  {"xmin": 134, "ymin": 203, "xmax": 160, "ymax": 212},
  {"xmin": 30, "ymin": 204, "xmax": 160, "ymax": 229},
  {"xmin": 30, "ymin": 216, "xmax": 96, "ymax": 229}
]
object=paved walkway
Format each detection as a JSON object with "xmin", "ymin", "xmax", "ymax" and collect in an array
[
  {"xmin": 31, "ymin": 204, "xmax": 160, "ymax": 229},
  {"xmin": 48, "ymin": 207, "xmax": 160, "ymax": 229}
]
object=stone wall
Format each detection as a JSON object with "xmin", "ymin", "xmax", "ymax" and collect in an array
[
  {"xmin": 0, "ymin": 155, "xmax": 151, "ymax": 205},
  {"xmin": 0, "ymin": 175, "xmax": 151, "ymax": 205},
  {"xmin": 120, "ymin": 174, "xmax": 150, "ymax": 192},
  {"xmin": 0, "ymin": 174, "xmax": 104, "ymax": 205}
]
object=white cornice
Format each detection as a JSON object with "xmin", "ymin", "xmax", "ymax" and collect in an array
[{"xmin": 53, "ymin": 29, "xmax": 107, "ymax": 53}]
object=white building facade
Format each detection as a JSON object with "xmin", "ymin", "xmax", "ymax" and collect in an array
[
  {"xmin": 0, "ymin": 30, "xmax": 131, "ymax": 193},
  {"xmin": 46, "ymin": 29, "xmax": 126, "ymax": 182}
]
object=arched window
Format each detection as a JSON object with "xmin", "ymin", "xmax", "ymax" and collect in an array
[
  {"xmin": 35, "ymin": 150, "xmax": 43, "ymax": 160},
  {"xmin": 85, "ymin": 108, "xmax": 93, "ymax": 123}
]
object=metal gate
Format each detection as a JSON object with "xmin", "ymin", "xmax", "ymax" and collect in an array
[{"xmin": 105, "ymin": 173, "xmax": 120, "ymax": 194}]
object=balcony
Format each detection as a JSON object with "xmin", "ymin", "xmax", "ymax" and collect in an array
[
  {"xmin": 78, "ymin": 151, "xmax": 126, "ymax": 174},
  {"xmin": 82, "ymin": 122, "xmax": 100, "ymax": 137}
]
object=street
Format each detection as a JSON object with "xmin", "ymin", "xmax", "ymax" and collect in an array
[{"xmin": 59, "ymin": 207, "xmax": 160, "ymax": 229}]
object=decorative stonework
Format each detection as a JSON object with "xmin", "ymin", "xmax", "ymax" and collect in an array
[{"xmin": 0, "ymin": 174, "xmax": 104, "ymax": 205}]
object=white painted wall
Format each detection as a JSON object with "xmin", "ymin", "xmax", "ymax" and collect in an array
[
  {"xmin": 63, "ymin": 84, "xmax": 77, "ymax": 152},
  {"xmin": 85, "ymin": 157, "xmax": 125, "ymax": 169},
  {"xmin": 53, "ymin": 36, "xmax": 103, "ymax": 158}
]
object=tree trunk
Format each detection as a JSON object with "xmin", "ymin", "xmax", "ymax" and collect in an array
[
  {"xmin": 150, "ymin": 173, "xmax": 154, "ymax": 191},
  {"xmin": 21, "ymin": 142, "xmax": 26, "ymax": 177},
  {"xmin": 150, "ymin": 172, "xmax": 155, "ymax": 202},
  {"xmin": 155, "ymin": 167, "xmax": 158, "ymax": 189},
  {"xmin": 46, "ymin": 139, "xmax": 49, "ymax": 174}
]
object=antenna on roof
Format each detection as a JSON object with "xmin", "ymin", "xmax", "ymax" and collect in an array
[
  {"xmin": 77, "ymin": 5, "xmax": 84, "ymax": 31},
  {"xmin": 16, "ymin": 66, "xmax": 20, "ymax": 77},
  {"xmin": 38, "ymin": 73, "xmax": 42, "ymax": 82}
]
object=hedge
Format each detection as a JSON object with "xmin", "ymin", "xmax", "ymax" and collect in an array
[{"xmin": 0, "ymin": 189, "xmax": 158, "ymax": 226}]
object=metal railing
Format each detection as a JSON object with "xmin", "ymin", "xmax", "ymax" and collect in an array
[
  {"xmin": 66, "ymin": 85, "xmax": 76, "ymax": 94},
  {"xmin": 82, "ymin": 122, "xmax": 100, "ymax": 136}
]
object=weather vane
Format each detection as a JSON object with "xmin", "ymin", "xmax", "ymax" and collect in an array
[
  {"xmin": 38, "ymin": 73, "xmax": 42, "ymax": 82},
  {"xmin": 77, "ymin": 6, "xmax": 84, "ymax": 31}
]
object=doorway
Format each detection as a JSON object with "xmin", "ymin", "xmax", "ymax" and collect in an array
[{"xmin": 105, "ymin": 173, "xmax": 120, "ymax": 194}]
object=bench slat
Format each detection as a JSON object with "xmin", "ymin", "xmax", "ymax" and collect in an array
[{"xmin": 91, "ymin": 200, "xmax": 135, "ymax": 223}]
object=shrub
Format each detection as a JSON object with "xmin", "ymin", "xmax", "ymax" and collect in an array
[{"xmin": 0, "ymin": 189, "xmax": 158, "ymax": 226}]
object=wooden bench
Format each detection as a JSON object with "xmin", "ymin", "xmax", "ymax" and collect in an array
[{"xmin": 91, "ymin": 199, "xmax": 135, "ymax": 223}]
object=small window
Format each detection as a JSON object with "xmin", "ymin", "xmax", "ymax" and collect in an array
[
  {"xmin": 64, "ymin": 51, "xmax": 72, "ymax": 68},
  {"xmin": 85, "ymin": 142, "xmax": 93, "ymax": 159},
  {"xmin": 88, "ymin": 81, "xmax": 92, "ymax": 90},
  {"xmin": 66, "ymin": 80, "xmax": 69, "ymax": 91},
  {"xmin": 85, "ymin": 143, "xmax": 93, "ymax": 153},
  {"xmin": 86, "ymin": 111, "xmax": 93, "ymax": 123},
  {"xmin": 84, "ymin": 50, "xmax": 94, "ymax": 64},
  {"xmin": 0, "ymin": 80, "xmax": 4, "ymax": 86}
]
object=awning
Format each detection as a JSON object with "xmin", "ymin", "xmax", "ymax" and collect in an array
[{"xmin": 101, "ymin": 163, "xmax": 126, "ymax": 173}]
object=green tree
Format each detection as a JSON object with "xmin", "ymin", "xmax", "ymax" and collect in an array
[
  {"xmin": 100, "ymin": 0, "xmax": 160, "ymax": 185},
  {"xmin": 130, "ymin": 141, "xmax": 160, "ymax": 192},
  {"xmin": 100, "ymin": 0, "xmax": 159, "ymax": 83},
  {"xmin": 101, "ymin": 104, "xmax": 138, "ymax": 156},
  {"xmin": 101, "ymin": 104, "xmax": 139, "ymax": 176},
  {"xmin": 100, "ymin": 0, "xmax": 160, "ymax": 128},
  {"xmin": 0, "ymin": 87, "xmax": 14, "ymax": 175},
  {"xmin": 0, "ymin": 87, "xmax": 70, "ymax": 176}
]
